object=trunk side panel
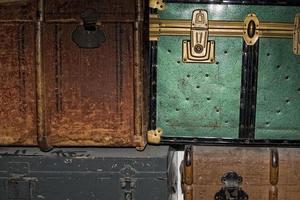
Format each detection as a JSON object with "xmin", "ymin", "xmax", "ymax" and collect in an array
[
  {"xmin": 0, "ymin": 23, "xmax": 36, "ymax": 145},
  {"xmin": 43, "ymin": 23, "xmax": 135, "ymax": 146}
]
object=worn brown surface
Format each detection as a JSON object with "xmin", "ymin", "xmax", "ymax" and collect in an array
[
  {"xmin": 43, "ymin": 23, "xmax": 135, "ymax": 146},
  {"xmin": 0, "ymin": 0, "xmax": 147, "ymax": 148},
  {"xmin": 191, "ymin": 146, "xmax": 300, "ymax": 200},
  {"xmin": 0, "ymin": 0, "xmax": 36, "ymax": 146},
  {"xmin": 44, "ymin": 0, "xmax": 136, "ymax": 22},
  {"xmin": 0, "ymin": 0, "xmax": 36, "ymax": 21}
]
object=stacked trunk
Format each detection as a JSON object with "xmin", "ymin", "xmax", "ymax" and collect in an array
[
  {"xmin": 181, "ymin": 146, "xmax": 300, "ymax": 200},
  {"xmin": 0, "ymin": 0, "xmax": 148, "ymax": 151}
]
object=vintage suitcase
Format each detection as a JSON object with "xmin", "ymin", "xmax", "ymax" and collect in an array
[
  {"xmin": 147, "ymin": 0, "xmax": 300, "ymax": 146},
  {"xmin": 0, "ymin": 146, "xmax": 176, "ymax": 200},
  {"xmin": 0, "ymin": 0, "xmax": 148, "ymax": 151},
  {"xmin": 181, "ymin": 145, "xmax": 300, "ymax": 200}
]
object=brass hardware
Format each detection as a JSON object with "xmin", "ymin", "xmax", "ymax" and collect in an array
[
  {"xmin": 147, "ymin": 128, "xmax": 163, "ymax": 144},
  {"xmin": 293, "ymin": 13, "xmax": 300, "ymax": 55},
  {"xmin": 181, "ymin": 145, "xmax": 193, "ymax": 200},
  {"xmin": 150, "ymin": 10, "xmax": 300, "ymax": 56},
  {"xmin": 149, "ymin": 0, "xmax": 165, "ymax": 10},
  {"xmin": 270, "ymin": 149, "xmax": 279, "ymax": 186},
  {"xmin": 182, "ymin": 10, "xmax": 215, "ymax": 63},
  {"xmin": 243, "ymin": 14, "xmax": 259, "ymax": 45},
  {"xmin": 149, "ymin": 14, "xmax": 159, "ymax": 41}
]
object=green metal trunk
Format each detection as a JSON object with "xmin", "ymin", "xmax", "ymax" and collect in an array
[{"xmin": 155, "ymin": 3, "xmax": 300, "ymax": 140}]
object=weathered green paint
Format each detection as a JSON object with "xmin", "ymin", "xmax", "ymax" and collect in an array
[
  {"xmin": 157, "ymin": 4, "xmax": 300, "ymax": 139},
  {"xmin": 256, "ymin": 38, "xmax": 300, "ymax": 139}
]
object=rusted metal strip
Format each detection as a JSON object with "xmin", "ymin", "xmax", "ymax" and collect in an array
[{"xmin": 36, "ymin": 0, "xmax": 52, "ymax": 151}]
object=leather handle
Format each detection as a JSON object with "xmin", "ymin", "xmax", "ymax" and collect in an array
[
  {"xmin": 182, "ymin": 145, "xmax": 193, "ymax": 200},
  {"xmin": 184, "ymin": 185, "xmax": 193, "ymax": 200},
  {"xmin": 270, "ymin": 148, "xmax": 279, "ymax": 185},
  {"xmin": 184, "ymin": 145, "xmax": 193, "ymax": 185},
  {"xmin": 269, "ymin": 186, "xmax": 278, "ymax": 200}
]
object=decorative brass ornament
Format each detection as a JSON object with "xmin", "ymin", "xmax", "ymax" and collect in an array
[
  {"xmin": 147, "ymin": 128, "xmax": 163, "ymax": 144},
  {"xmin": 149, "ymin": 0, "xmax": 165, "ymax": 11},
  {"xmin": 149, "ymin": 9, "xmax": 300, "ymax": 63},
  {"xmin": 182, "ymin": 10, "xmax": 215, "ymax": 63},
  {"xmin": 243, "ymin": 13, "xmax": 259, "ymax": 46},
  {"xmin": 293, "ymin": 13, "xmax": 300, "ymax": 55}
]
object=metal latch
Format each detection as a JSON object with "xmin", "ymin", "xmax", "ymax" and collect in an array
[
  {"xmin": 150, "ymin": 9, "xmax": 300, "ymax": 63},
  {"xmin": 120, "ymin": 177, "xmax": 136, "ymax": 200},
  {"xmin": 7, "ymin": 177, "xmax": 36, "ymax": 200},
  {"xmin": 72, "ymin": 9, "xmax": 106, "ymax": 49},
  {"xmin": 182, "ymin": 10, "xmax": 215, "ymax": 63},
  {"xmin": 215, "ymin": 171, "xmax": 248, "ymax": 200},
  {"xmin": 120, "ymin": 165, "xmax": 137, "ymax": 200}
]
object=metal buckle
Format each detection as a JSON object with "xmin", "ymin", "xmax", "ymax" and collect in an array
[
  {"xmin": 215, "ymin": 171, "xmax": 248, "ymax": 200},
  {"xmin": 182, "ymin": 9, "xmax": 215, "ymax": 63}
]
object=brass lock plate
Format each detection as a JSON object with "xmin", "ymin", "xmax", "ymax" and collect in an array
[
  {"xmin": 150, "ymin": 9, "xmax": 300, "ymax": 63},
  {"xmin": 182, "ymin": 9, "xmax": 215, "ymax": 63}
]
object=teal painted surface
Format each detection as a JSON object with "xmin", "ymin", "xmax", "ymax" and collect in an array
[
  {"xmin": 256, "ymin": 38, "xmax": 300, "ymax": 139},
  {"xmin": 157, "ymin": 4, "xmax": 300, "ymax": 139}
]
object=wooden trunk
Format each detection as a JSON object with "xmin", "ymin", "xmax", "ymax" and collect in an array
[
  {"xmin": 0, "ymin": 0, "xmax": 148, "ymax": 150},
  {"xmin": 181, "ymin": 146, "xmax": 300, "ymax": 200}
]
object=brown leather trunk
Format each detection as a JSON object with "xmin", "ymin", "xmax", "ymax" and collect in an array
[
  {"xmin": 0, "ymin": 0, "xmax": 148, "ymax": 151},
  {"xmin": 181, "ymin": 146, "xmax": 300, "ymax": 200}
]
